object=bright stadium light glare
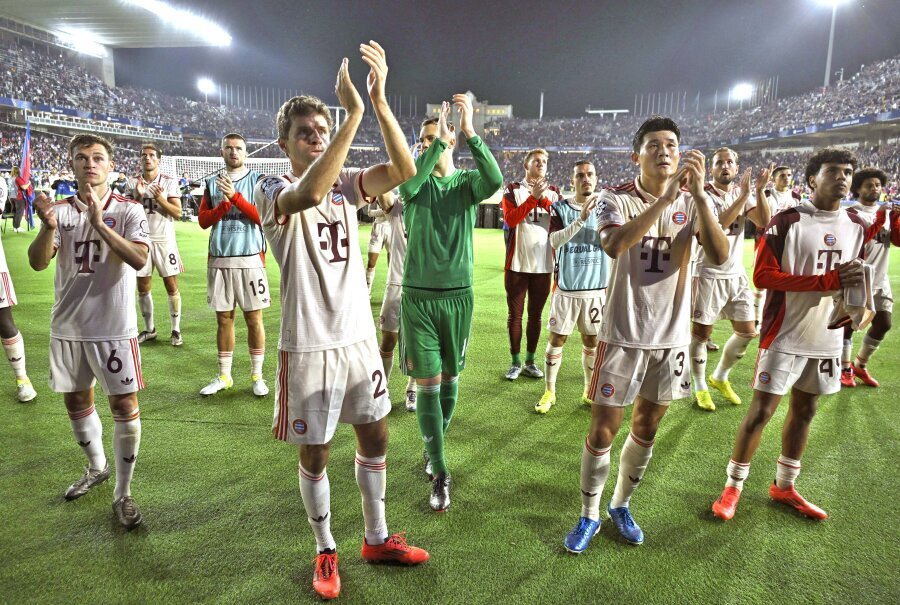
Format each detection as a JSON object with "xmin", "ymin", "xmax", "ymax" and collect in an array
[
  {"xmin": 814, "ymin": 0, "xmax": 851, "ymax": 7},
  {"xmin": 121, "ymin": 0, "xmax": 232, "ymax": 46},
  {"xmin": 730, "ymin": 83, "xmax": 754, "ymax": 102},
  {"xmin": 56, "ymin": 30, "xmax": 108, "ymax": 58},
  {"xmin": 197, "ymin": 78, "xmax": 216, "ymax": 94}
]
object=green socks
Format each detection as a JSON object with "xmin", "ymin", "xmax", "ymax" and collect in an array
[
  {"xmin": 440, "ymin": 376, "xmax": 458, "ymax": 434},
  {"xmin": 416, "ymin": 384, "xmax": 446, "ymax": 475}
]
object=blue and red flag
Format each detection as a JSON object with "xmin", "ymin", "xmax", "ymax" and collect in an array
[{"xmin": 16, "ymin": 121, "xmax": 35, "ymax": 228}]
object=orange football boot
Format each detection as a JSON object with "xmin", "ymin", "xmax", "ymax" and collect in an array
[
  {"xmin": 361, "ymin": 532, "xmax": 430, "ymax": 565},
  {"xmin": 768, "ymin": 482, "xmax": 828, "ymax": 520},
  {"xmin": 312, "ymin": 552, "xmax": 340, "ymax": 600},
  {"xmin": 712, "ymin": 486, "xmax": 742, "ymax": 521}
]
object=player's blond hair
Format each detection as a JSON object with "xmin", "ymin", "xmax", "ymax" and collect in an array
[
  {"xmin": 712, "ymin": 147, "xmax": 738, "ymax": 164},
  {"xmin": 277, "ymin": 96, "xmax": 333, "ymax": 141},
  {"xmin": 523, "ymin": 148, "xmax": 549, "ymax": 167}
]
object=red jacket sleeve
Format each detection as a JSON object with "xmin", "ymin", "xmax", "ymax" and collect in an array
[
  {"xmin": 229, "ymin": 191, "xmax": 260, "ymax": 225},
  {"xmin": 198, "ymin": 188, "xmax": 231, "ymax": 230},
  {"xmin": 891, "ymin": 209, "xmax": 900, "ymax": 247},
  {"xmin": 861, "ymin": 208, "xmax": 888, "ymax": 244},
  {"xmin": 501, "ymin": 192, "xmax": 536, "ymax": 228},
  {"xmin": 753, "ymin": 235, "xmax": 841, "ymax": 292}
]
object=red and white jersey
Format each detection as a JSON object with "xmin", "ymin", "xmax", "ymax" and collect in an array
[
  {"xmin": 385, "ymin": 198, "xmax": 407, "ymax": 287},
  {"xmin": 50, "ymin": 190, "xmax": 150, "ymax": 341},
  {"xmin": 501, "ymin": 181, "xmax": 561, "ymax": 273},
  {"xmin": 127, "ymin": 173, "xmax": 180, "ymax": 242},
  {"xmin": 756, "ymin": 205, "xmax": 867, "ymax": 357},
  {"xmin": 696, "ymin": 182, "xmax": 755, "ymax": 278},
  {"xmin": 764, "ymin": 188, "xmax": 801, "ymax": 219},
  {"xmin": 846, "ymin": 202, "xmax": 893, "ymax": 293},
  {"xmin": 255, "ymin": 168, "xmax": 374, "ymax": 353},
  {"xmin": 597, "ymin": 178, "xmax": 709, "ymax": 349}
]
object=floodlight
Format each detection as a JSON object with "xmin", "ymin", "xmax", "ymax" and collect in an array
[
  {"xmin": 121, "ymin": 0, "xmax": 232, "ymax": 46},
  {"xmin": 730, "ymin": 83, "xmax": 754, "ymax": 102},
  {"xmin": 197, "ymin": 78, "xmax": 216, "ymax": 95},
  {"xmin": 56, "ymin": 30, "xmax": 108, "ymax": 58}
]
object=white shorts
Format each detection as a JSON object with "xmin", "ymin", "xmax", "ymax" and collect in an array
[
  {"xmin": 874, "ymin": 289, "xmax": 893, "ymax": 314},
  {"xmin": 138, "ymin": 239, "xmax": 184, "ymax": 278},
  {"xmin": 692, "ymin": 274, "xmax": 755, "ymax": 325},
  {"xmin": 49, "ymin": 337, "xmax": 145, "ymax": 395},
  {"xmin": 207, "ymin": 267, "xmax": 271, "ymax": 312},
  {"xmin": 272, "ymin": 338, "xmax": 391, "ymax": 445},
  {"xmin": 379, "ymin": 283, "xmax": 402, "ymax": 333},
  {"xmin": 751, "ymin": 349, "xmax": 840, "ymax": 396},
  {"xmin": 587, "ymin": 341, "xmax": 691, "ymax": 407},
  {"xmin": 0, "ymin": 271, "xmax": 17, "ymax": 308},
  {"xmin": 367, "ymin": 222, "xmax": 391, "ymax": 254},
  {"xmin": 547, "ymin": 290, "xmax": 606, "ymax": 336}
]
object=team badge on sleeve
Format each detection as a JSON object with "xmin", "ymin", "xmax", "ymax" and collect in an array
[{"xmin": 259, "ymin": 176, "xmax": 286, "ymax": 202}]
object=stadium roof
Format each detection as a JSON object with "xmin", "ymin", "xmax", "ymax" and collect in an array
[{"xmin": 0, "ymin": 0, "xmax": 230, "ymax": 48}]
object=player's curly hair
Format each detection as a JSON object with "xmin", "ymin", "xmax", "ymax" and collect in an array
[
  {"xmin": 632, "ymin": 116, "xmax": 680, "ymax": 153},
  {"xmin": 804, "ymin": 147, "xmax": 857, "ymax": 189},
  {"xmin": 277, "ymin": 95, "xmax": 333, "ymax": 141},
  {"xmin": 69, "ymin": 134, "xmax": 113, "ymax": 158},
  {"xmin": 850, "ymin": 167, "xmax": 888, "ymax": 198}
]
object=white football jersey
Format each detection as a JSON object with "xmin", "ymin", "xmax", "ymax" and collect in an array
[
  {"xmin": 255, "ymin": 168, "xmax": 375, "ymax": 353},
  {"xmin": 765, "ymin": 188, "xmax": 800, "ymax": 218},
  {"xmin": 0, "ymin": 231, "xmax": 8, "ymax": 274},
  {"xmin": 127, "ymin": 173, "xmax": 180, "ymax": 242},
  {"xmin": 502, "ymin": 181, "xmax": 560, "ymax": 273},
  {"xmin": 757, "ymin": 205, "xmax": 866, "ymax": 357},
  {"xmin": 846, "ymin": 202, "xmax": 891, "ymax": 293},
  {"xmin": 50, "ymin": 190, "xmax": 150, "ymax": 341},
  {"xmin": 385, "ymin": 199, "xmax": 407, "ymax": 287},
  {"xmin": 597, "ymin": 178, "xmax": 709, "ymax": 349},
  {"xmin": 696, "ymin": 182, "xmax": 755, "ymax": 278}
]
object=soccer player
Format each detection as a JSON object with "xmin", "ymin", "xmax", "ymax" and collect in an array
[
  {"xmin": 365, "ymin": 200, "xmax": 391, "ymax": 295},
  {"xmin": 254, "ymin": 44, "xmax": 428, "ymax": 600},
  {"xmin": 712, "ymin": 148, "xmax": 869, "ymax": 522},
  {"xmin": 753, "ymin": 165, "xmax": 800, "ymax": 325},
  {"xmin": 400, "ymin": 95, "xmax": 503, "ymax": 511},
  {"xmin": 535, "ymin": 160, "xmax": 609, "ymax": 414},
  {"xmin": 840, "ymin": 167, "xmax": 900, "ymax": 387},
  {"xmin": 197, "ymin": 133, "xmax": 269, "ymax": 397},
  {"xmin": 500, "ymin": 149, "xmax": 560, "ymax": 380},
  {"xmin": 28, "ymin": 134, "xmax": 149, "ymax": 529},
  {"xmin": 128, "ymin": 143, "xmax": 184, "ymax": 346},
  {"xmin": 563, "ymin": 117, "xmax": 728, "ymax": 554},
  {"xmin": 374, "ymin": 189, "xmax": 417, "ymax": 411},
  {"xmin": 690, "ymin": 149, "xmax": 771, "ymax": 411},
  {"xmin": 0, "ymin": 235, "xmax": 36, "ymax": 402}
]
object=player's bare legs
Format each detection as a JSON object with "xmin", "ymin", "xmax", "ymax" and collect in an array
[
  {"xmin": 200, "ymin": 310, "xmax": 235, "ymax": 395},
  {"xmin": 136, "ymin": 276, "xmax": 156, "ymax": 342},
  {"xmin": 781, "ymin": 388, "xmax": 819, "ymax": 461},
  {"xmin": 844, "ymin": 310, "xmax": 891, "ymax": 387},
  {"xmin": 0, "ymin": 306, "xmax": 35, "ymax": 402},
  {"xmin": 538, "ymin": 331, "xmax": 598, "ymax": 413},
  {"xmin": 730, "ymin": 390, "xmax": 783, "ymax": 463},
  {"xmin": 162, "ymin": 275, "xmax": 182, "ymax": 346},
  {"xmin": 378, "ymin": 329, "xmax": 414, "ymax": 411},
  {"xmin": 244, "ymin": 309, "xmax": 267, "ymax": 396},
  {"xmin": 693, "ymin": 319, "xmax": 756, "ymax": 410}
]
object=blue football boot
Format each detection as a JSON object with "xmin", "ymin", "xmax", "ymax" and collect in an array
[
  {"xmin": 607, "ymin": 504, "xmax": 644, "ymax": 545},
  {"xmin": 563, "ymin": 517, "xmax": 601, "ymax": 554}
]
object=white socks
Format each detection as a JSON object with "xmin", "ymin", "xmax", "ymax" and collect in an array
[
  {"xmin": 775, "ymin": 455, "xmax": 801, "ymax": 489},
  {"xmin": 690, "ymin": 335, "xmax": 708, "ymax": 391},
  {"xmin": 139, "ymin": 292, "xmax": 154, "ymax": 332},
  {"xmin": 712, "ymin": 333, "xmax": 753, "ymax": 381},
  {"xmin": 299, "ymin": 464, "xmax": 336, "ymax": 553},
  {"xmin": 580, "ymin": 438, "xmax": 611, "ymax": 521},
  {"xmin": 68, "ymin": 405, "xmax": 106, "ymax": 470},
  {"xmin": 218, "ymin": 351, "xmax": 233, "ymax": 379},
  {"xmin": 855, "ymin": 333, "xmax": 882, "ymax": 368},
  {"xmin": 168, "ymin": 292, "xmax": 182, "ymax": 333},
  {"xmin": 610, "ymin": 433, "xmax": 654, "ymax": 509},
  {"xmin": 249, "ymin": 348, "xmax": 265, "ymax": 378},
  {"xmin": 2, "ymin": 331, "xmax": 26, "ymax": 379},
  {"xmin": 112, "ymin": 408, "xmax": 141, "ymax": 500},
  {"xmin": 725, "ymin": 459, "xmax": 751, "ymax": 491},
  {"xmin": 754, "ymin": 290, "xmax": 765, "ymax": 325},
  {"xmin": 366, "ymin": 268, "xmax": 375, "ymax": 294},
  {"xmin": 355, "ymin": 453, "xmax": 388, "ymax": 545},
  {"xmin": 841, "ymin": 338, "xmax": 853, "ymax": 369},
  {"xmin": 581, "ymin": 346, "xmax": 595, "ymax": 392},
  {"xmin": 544, "ymin": 344, "xmax": 563, "ymax": 393}
]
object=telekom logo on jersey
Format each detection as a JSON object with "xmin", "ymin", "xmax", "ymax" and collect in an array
[
  {"xmin": 318, "ymin": 220, "xmax": 349, "ymax": 263},
  {"xmin": 639, "ymin": 235, "xmax": 672, "ymax": 273},
  {"xmin": 74, "ymin": 239, "xmax": 102, "ymax": 274}
]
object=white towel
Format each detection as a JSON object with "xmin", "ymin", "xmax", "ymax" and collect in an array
[{"xmin": 828, "ymin": 262, "xmax": 875, "ymax": 331}]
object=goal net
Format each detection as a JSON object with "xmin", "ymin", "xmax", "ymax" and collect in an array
[{"xmin": 160, "ymin": 155, "xmax": 292, "ymax": 185}]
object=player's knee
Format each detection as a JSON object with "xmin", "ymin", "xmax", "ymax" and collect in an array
[
  {"xmin": 216, "ymin": 311, "xmax": 235, "ymax": 325},
  {"xmin": 109, "ymin": 394, "xmax": 138, "ymax": 417},
  {"xmin": 871, "ymin": 312, "xmax": 891, "ymax": 337},
  {"xmin": 743, "ymin": 405, "xmax": 776, "ymax": 432},
  {"xmin": 0, "ymin": 309, "xmax": 17, "ymax": 339},
  {"xmin": 735, "ymin": 330, "xmax": 758, "ymax": 340},
  {"xmin": 299, "ymin": 444, "xmax": 330, "ymax": 474}
]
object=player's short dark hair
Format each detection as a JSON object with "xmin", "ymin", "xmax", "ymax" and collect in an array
[
  {"xmin": 69, "ymin": 134, "xmax": 113, "ymax": 158},
  {"xmin": 712, "ymin": 147, "xmax": 739, "ymax": 164},
  {"xmin": 420, "ymin": 117, "xmax": 455, "ymax": 132},
  {"xmin": 850, "ymin": 167, "xmax": 888, "ymax": 197},
  {"xmin": 632, "ymin": 116, "xmax": 680, "ymax": 153},
  {"xmin": 140, "ymin": 142, "xmax": 162, "ymax": 158},
  {"xmin": 804, "ymin": 147, "xmax": 857, "ymax": 188},
  {"xmin": 772, "ymin": 165, "xmax": 791, "ymax": 177},
  {"xmin": 573, "ymin": 159, "xmax": 594, "ymax": 170},
  {"xmin": 523, "ymin": 148, "xmax": 548, "ymax": 166},
  {"xmin": 277, "ymin": 95, "xmax": 333, "ymax": 141},
  {"xmin": 221, "ymin": 132, "xmax": 246, "ymax": 146}
]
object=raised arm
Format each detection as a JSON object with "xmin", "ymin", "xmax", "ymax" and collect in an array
[
  {"xmin": 276, "ymin": 59, "xmax": 364, "ymax": 216},
  {"xmin": 550, "ymin": 197, "xmax": 597, "ymax": 249},
  {"xmin": 684, "ymin": 151, "xmax": 728, "ymax": 265},
  {"xmin": 454, "ymin": 93, "xmax": 502, "ymax": 201},
  {"xmin": 399, "ymin": 103, "xmax": 452, "ymax": 201},
  {"xmin": 358, "ymin": 41, "xmax": 416, "ymax": 199},
  {"xmin": 28, "ymin": 193, "xmax": 57, "ymax": 271},
  {"xmin": 600, "ymin": 171, "xmax": 683, "ymax": 259},
  {"xmin": 84, "ymin": 184, "xmax": 148, "ymax": 271},
  {"xmin": 716, "ymin": 168, "xmax": 752, "ymax": 229}
]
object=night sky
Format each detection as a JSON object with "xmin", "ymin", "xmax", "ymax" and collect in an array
[{"xmin": 114, "ymin": 0, "xmax": 900, "ymax": 118}]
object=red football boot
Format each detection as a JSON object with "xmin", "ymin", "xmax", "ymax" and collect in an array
[
  {"xmin": 851, "ymin": 363, "xmax": 880, "ymax": 387},
  {"xmin": 839, "ymin": 367, "xmax": 856, "ymax": 388},
  {"xmin": 312, "ymin": 552, "xmax": 340, "ymax": 600},
  {"xmin": 712, "ymin": 486, "xmax": 742, "ymax": 521},
  {"xmin": 361, "ymin": 532, "xmax": 430, "ymax": 565},
  {"xmin": 768, "ymin": 482, "xmax": 828, "ymax": 520}
]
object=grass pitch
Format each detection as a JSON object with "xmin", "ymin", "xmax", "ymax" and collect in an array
[{"xmin": 0, "ymin": 221, "xmax": 897, "ymax": 604}]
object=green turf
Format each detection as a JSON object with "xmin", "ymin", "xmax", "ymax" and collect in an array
[{"xmin": 0, "ymin": 220, "xmax": 897, "ymax": 604}]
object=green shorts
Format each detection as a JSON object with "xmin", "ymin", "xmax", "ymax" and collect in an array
[{"xmin": 400, "ymin": 286, "xmax": 474, "ymax": 379}]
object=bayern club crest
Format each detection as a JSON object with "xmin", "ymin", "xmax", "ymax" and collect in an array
[
  {"xmin": 549, "ymin": 317, "xmax": 557, "ymax": 327},
  {"xmin": 103, "ymin": 216, "xmax": 117, "ymax": 228},
  {"xmin": 758, "ymin": 372, "xmax": 771, "ymax": 384},
  {"xmin": 331, "ymin": 190, "xmax": 344, "ymax": 205},
  {"xmin": 672, "ymin": 211, "xmax": 687, "ymax": 225},
  {"xmin": 600, "ymin": 383, "xmax": 615, "ymax": 397},
  {"xmin": 292, "ymin": 418, "xmax": 307, "ymax": 435},
  {"xmin": 824, "ymin": 233, "xmax": 836, "ymax": 246}
]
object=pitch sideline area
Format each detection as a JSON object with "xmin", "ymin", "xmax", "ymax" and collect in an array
[{"xmin": 0, "ymin": 222, "xmax": 897, "ymax": 604}]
